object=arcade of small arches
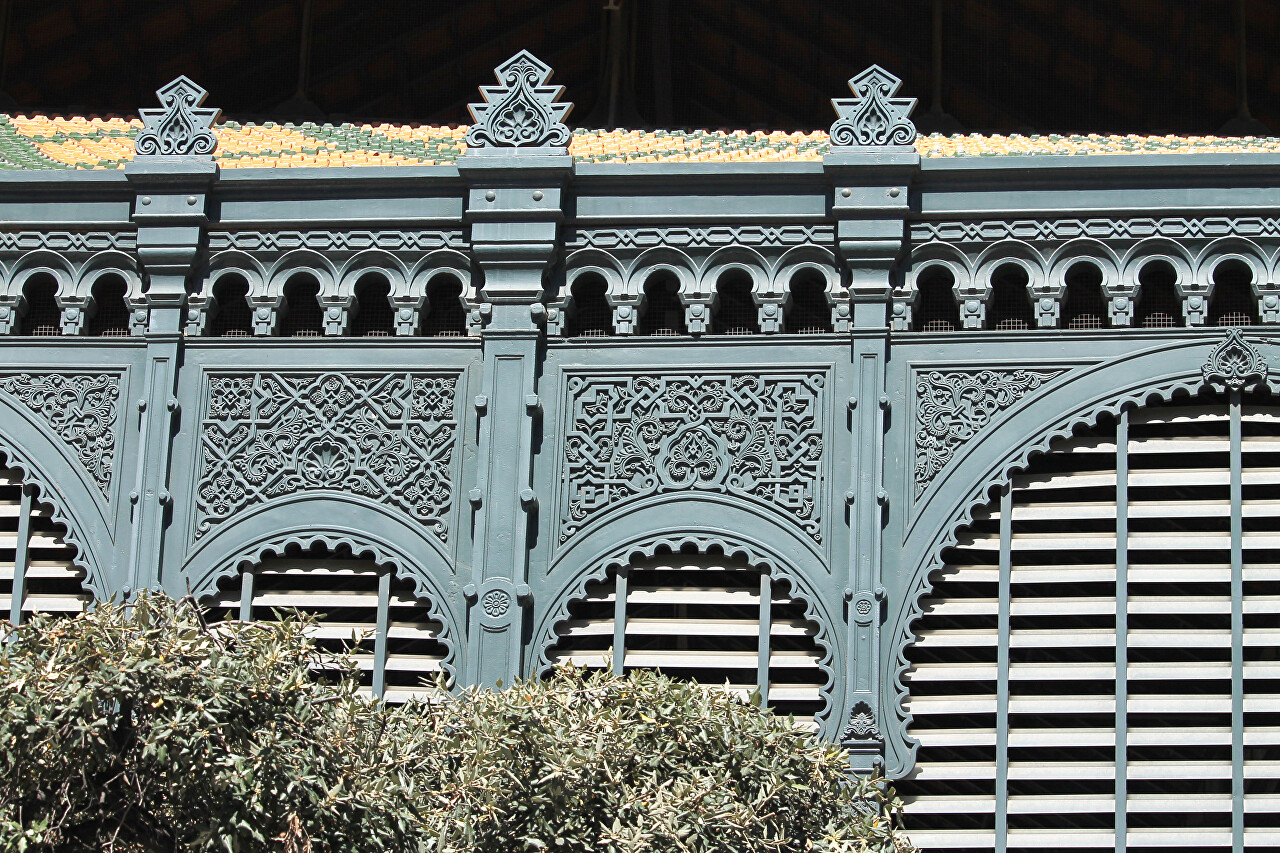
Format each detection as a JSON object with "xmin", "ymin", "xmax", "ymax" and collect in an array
[{"xmin": 2, "ymin": 238, "xmax": 1277, "ymax": 340}]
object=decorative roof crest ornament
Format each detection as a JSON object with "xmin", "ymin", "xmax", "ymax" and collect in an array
[
  {"xmin": 1203, "ymin": 328, "xmax": 1268, "ymax": 392},
  {"xmin": 135, "ymin": 76, "xmax": 220, "ymax": 158},
  {"xmin": 829, "ymin": 64, "xmax": 917, "ymax": 147},
  {"xmin": 466, "ymin": 50, "xmax": 573, "ymax": 151}
]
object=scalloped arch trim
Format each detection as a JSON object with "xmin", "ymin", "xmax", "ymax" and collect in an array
[
  {"xmin": 0, "ymin": 437, "xmax": 105, "ymax": 601},
  {"xmin": 533, "ymin": 529, "xmax": 837, "ymax": 728},
  {"xmin": 198, "ymin": 529, "xmax": 460, "ymax": 681}
]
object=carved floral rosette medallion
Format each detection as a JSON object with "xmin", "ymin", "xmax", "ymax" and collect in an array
[
  {"xmin": 194, "ymin": 371, "xmax": 459, "ymax": 542},
  {"xmin": 914, "ymin": 368, "xmax": 1066, "ymax": 498},
  {"xmin": 0, "ymin": 372, "xmax": 120, "ymax": 497},
  {"xmin": 559, "ymin": 371, "xmax": 826, "ymax": 545}
]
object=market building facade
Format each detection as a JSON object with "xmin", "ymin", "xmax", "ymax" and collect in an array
[{"xmin": 3, "ymin": 54, "xmax": 1280, "ymax": 852}]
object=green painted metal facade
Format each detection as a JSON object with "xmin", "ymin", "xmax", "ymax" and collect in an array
[{"xmin": 3, "ymin": 59, "xmax": 1280, "ymax": 851}]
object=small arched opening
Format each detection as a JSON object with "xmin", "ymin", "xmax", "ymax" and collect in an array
[
  {"xmin": 1061, "ymin": 261, "xmax": 1110, "ymax": 330},
  {"xmin": 1209, "ymin": 260, "xmax": 1257, "ymax": 327},
  {"xmin": 421, "ymin": 276, "xmax": 467, "ymax": 337},
  {"xmin": 913, "ymin": 266, "xmax": 960, "ymax": 332},
  {"xmin": 637, "ymin": 273, "xmax": 687, "ymax": 336},
  {"xmin": 351, "ymin": 274, "xmax": 395, "ymax": 337},
  {"xmin": 86, "ymin": 275, "xmax": 131, "ymax": 337},
  {"xmin": 1135, "ymin": 260, "xmax": 1182, "ymax": 328},
  {"xmin": 711, "ymin": 271, "xmax": 760, "ymax": 335},
  {"xmin": 987, "ymin": 263, "xmax": 1033, "ymax": 331},
  {"xmin": 208, "ymin": 275, "xmax": 253, "ymax": 337},
  {"xmin": 564, "ymin": 274, "xmax": 613, "ymax": 337},
  {"xmin": 19, "ymin": 275, "xmax": 62, "ymax": 336},
  {"xmin": 280, "ymin": 275, "xmax": 324, "ymax": 338},
  {"xmin": 784, "ymin": 271, "xmax": 833, "ymax": 334}
]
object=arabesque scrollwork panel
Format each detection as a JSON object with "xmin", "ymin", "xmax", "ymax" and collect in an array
[
  {"xmin": 194, "ymin": 371, "xmax": 459, "ymax": 542},
  {"xmin": 559, "ymin": 371, "xmax": 827, "ymax": 545},
  {"xmin": 914, "ymin": 368, "xmax": 1066, "ymax": 498},
  {"xmin": 0, "ymin": 372, "xmax": 120, "ymax": 497}
]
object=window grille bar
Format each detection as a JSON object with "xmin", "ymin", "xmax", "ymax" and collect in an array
[
  {"xmin": 612, "ymin": 568, "xmax": 628, "ymax": 676},
  {"xmin": 372, "ymin": 570, "xmax": 391, "ymax": 698},
  {"xmin": 8, "ymin": 486, "xmax": 31, "ymax": 624},
  {"xmin": 1115, "ymin": 410, "xmax": 1130, "ymax": 853},
  {"xmin": 757, "ymin": 571, "xmax": 772, "ymax": 706},
  {"xmin": 1230, "ymin": 391, "xmax": 1244, "ymax": 853},
  {"xmin": 996, "ymin": 483, "xmax": 1012, "ymax": 853},
  {"xmin": 238, "ymin": 570, "xmax": 254, "ymax": 622}
]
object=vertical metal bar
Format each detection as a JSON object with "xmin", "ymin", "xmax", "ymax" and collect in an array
[
  {"xmin": 9, "ymin": 486, "xmax": 32, "ymax": 624},
  {"xmin": 612, "ymin": 568, "xmax": 628, "ymax": 676},
  {"xmin": 650, "ymin": 0, "xmax": 673, "ymax": 125},
  {"xmin": 757, "ymin": 570, "xmax": 772, "ymax": 707},
  {"xmin": 238, "ymin": 570, "xmax": 254, "ymax": 622},
  {"xmin": 1233, "ymin": 0, "xmax": 1252, "ymax": 121},
  {"xmin": 1115, "ymin": 410, "xmax": 1130, "ymax": 853},
  {"xmin": 996, "ymin": 483, "xmax": 1013, "ymax": 853},
  {"xmin": 930, "ymin": 0, "xmax": 944, "ymax": 113},
  {"xmin": 372, "ymin": 570, "xmax": 391, "ymax": 699},
  {"xmin": 295, "ymin": 0, "xmax": 315, "ymax": 101},
  {"xmin": 1230, "ymin": 390, "xmax": 1244, "ymax": 853}
]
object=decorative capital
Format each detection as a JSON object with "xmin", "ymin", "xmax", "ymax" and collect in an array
[
  {"xmin": 829, "ymin": 65, "xmax": 917, "ymax": 147},
  {"xmin": 135, "ymin": 76, "xmax": 220, "ymax": 158},
  {"xmin": 1202, "ymin": 328, "xmax": 1267, "ymax": 392},
  {"xmin": 840, "ymin": 701, "xmax": 883, "ymax": 746},
  {"xmin": 466, "ymin": 50, "xmax": 573, "ymax": 151}
]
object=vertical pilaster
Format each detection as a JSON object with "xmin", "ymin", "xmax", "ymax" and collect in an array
[
  {"xmin": 459, "ymin": 155, "xmax": 570, "ymax": 688},
  {"xmin": 124, "ymin": 159, "xmax": 215, "ymax": 597},
  {"xmin": 826, "ymin": 142, "xmax": 917, "ymax": 766}
]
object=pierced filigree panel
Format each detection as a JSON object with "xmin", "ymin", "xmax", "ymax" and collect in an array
[
  {"xmin": 0, "ymin": 373, "xmax": 120, "ymax": 497},
  {"xmin": 914, "ymin": 368, "xmax": 1066, "ymax": 498},
  {"xmin": 560, "ymin": 372, "xmax": 826, "ymax": 543},
  {"xmin": 195, "ymin": 372, "xmax": 459, "ymax": 542}
]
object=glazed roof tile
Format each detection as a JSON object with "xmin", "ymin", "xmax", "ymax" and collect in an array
[{"xmin": 2, "ymin": 114, "xmax": 1279, "ymax": 170}]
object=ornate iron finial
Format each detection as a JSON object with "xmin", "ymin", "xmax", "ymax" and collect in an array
[
  {"xmin": 135, "ymin": 76, "xmax": 220, "ymax": 157},
  {"xmin": 830, "ymin": 65, "xmax": 917, "ymax": 147},
  {"xmin": 840, "ymin": 701, "xmax": 883, "ymax": 746},
  {"xmin": 1203, "ymin": 328, "xmax": 1268, "ymax": 392},
  {"xmin": 466, "ymin": 50, "xmax": 573, "ymax": 150}
]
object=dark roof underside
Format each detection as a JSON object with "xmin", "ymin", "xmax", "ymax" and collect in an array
[{"xmin": 8, "ymin": 0, "xmax": 1279, "ymax": 136}]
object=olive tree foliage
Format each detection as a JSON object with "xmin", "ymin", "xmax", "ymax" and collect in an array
[{"xmin": 0, "ymin": 593, "xmax": 914, "ymax": 853}]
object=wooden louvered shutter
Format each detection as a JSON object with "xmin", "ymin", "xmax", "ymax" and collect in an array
[
  {"xmin": 899, "ymin": 397, "xmax": 1280, "ymax": 852},
  {"xmin": 205, "ymin": 552, "xmax": 449, "ymax": 702},
  {"xmin": 547, "ymin": 551, "xmax": 827, "ymax": 727},
  {"xmin": 1, "ymin": 469, "xmax": 88, "ymax": 622}
]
